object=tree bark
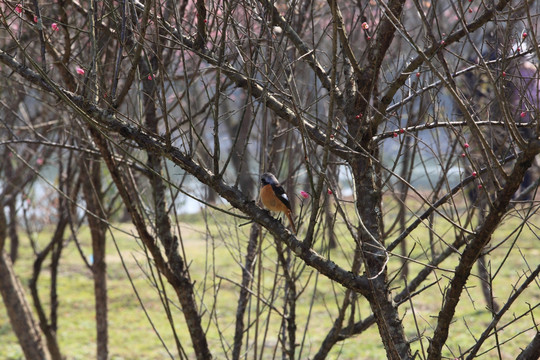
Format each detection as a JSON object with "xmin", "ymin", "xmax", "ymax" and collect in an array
[
  {"xmin": 3, "ymin": 152, "xmax": 20, "ymax": 264},
  {"xmin": 351, "ymin": 152, "xmax": 411, "ymax": 360},
  {"xmin": 516, "ymin": 331, "xmax": 540, "ymax": 360},
  {"xmin": 127, "ymin": 57, "xmax": 213, "ymax": 360},
  {"xmin": 0, "ymin": 209, "xmax": 51, "ymax": 360},
  {"xmin": 28, "ymin": 216, "xmax": 66, "ymax": 360},
  {"xmin": 81, "ymin": 159, "xmax": 109, "ymax": 360},
  {"xmin": 0, "ymin": 252, "xmax": 52, "ymax": 360},
  {"xmin": 232, "ymin": 224, "xmax": 260, "ymax": 360}
]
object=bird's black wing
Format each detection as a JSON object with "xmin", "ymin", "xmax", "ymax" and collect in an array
[{"xmin": 271, "ymin": 183, "xmax": 292, "ymax": 210}]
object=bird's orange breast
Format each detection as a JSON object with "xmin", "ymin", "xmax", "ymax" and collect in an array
[{"xmin": 261, "ymin": 184, "xmax": 289, "ymax": 212}]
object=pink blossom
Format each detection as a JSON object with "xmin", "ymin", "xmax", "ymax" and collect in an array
[
  {"xmin": 76, "ymin": 67, "xmax": 85, "ymax": 75},
  {"xmin": 393, "ymin": 132, "xmax": 398, "ymax": 138},
  {"xmin": 300, "ymin": 191, "xmax": 309, "ymax": 199},
  {"xmin": 327, "ymin": 188, "xmax": 333, "ymax": 195},
  {"xmin": 51, "ymin": 23, "xmax": 59, "ymax": 31},
  {"xmin": 33, "ymin": 15, "xmax": 38, "ymax": 23},
  {"xmin": 464, "ymin": 143, "xmax": 470, "ymax": 148},
  {"xmin": 520, "ymin": 111, "xmax": 527, "ymax": 118},
  {"xmin": 399, "ymin": 128, "xmax": 405, "ymax": 134},
  {"xmin": 472, "ymin": 171, "xmax": 477, "ymax": 177},
  {"xmin": 15, "ymin": 4, "xmax": 23, "ymax": 14},
  {"xmin": 361, "ymin": 22, "xmax": 369, "ymax": 30},
  {"xmin": 461, "ymin": 153, "xmax": 466, "ymax": 158},
  {"xmin": 36, "ymin": 158, "xmax": 44, "ymax": 166},
  {"xmin": 148, "ymin": 74, "xmax": 155, "ymax": 80},
  {"xmin": 522, "ymin": 32, "xmax": 528, "ymax": 39},
  {"xmin": 416, "ymin": 72, "xmax": 420, "ymax": 77}
]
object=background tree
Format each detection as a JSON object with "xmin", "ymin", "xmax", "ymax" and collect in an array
[{"xmin": 1, "ymin": 0, "xmax": 540, "ymax": 359}]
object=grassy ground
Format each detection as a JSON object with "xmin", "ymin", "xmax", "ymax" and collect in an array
[{"xmin": 1, "ymin": 203, "xmax": 539, "ymax": 359}]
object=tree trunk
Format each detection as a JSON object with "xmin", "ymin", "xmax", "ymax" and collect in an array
[
  {"xmin": 82, "ymin": 160, "xmax": 109, "ymax": 360},
  {"xmin": 139, "ymin": 57, "xmax": 213, "ymax": 360},
  {"xmin": 351, "ymin": 152, "xmax": 412, "ymax": 360},
  {"xmin": 0, "ymin": 209, "xmax": 51, "ymax": 360},
  {"xmin": 516, "ymin": 331, "xmax": 540, "ymax": 360},
  {"xmin": 3, "ymin": 153, "xmax": 20, "ymax": 263},
  {"xmin": 232, "ymin": 224, "xmax": 260, "ymax": 360},
  {"xmin": 0, "ymin": 252, "xmax": 52, "ymax": 360},
  {"xmin": 28, "ymin": 217, "xmax": 66, "ymax": 360},
  {"xmin": 8, "ymin": 200, "xmax": 19, "ymax": 263}
]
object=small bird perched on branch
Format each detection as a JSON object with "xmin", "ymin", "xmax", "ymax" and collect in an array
[{"xmin": 260, "ymin": 172, "xmax": 296, "ymax": 234}]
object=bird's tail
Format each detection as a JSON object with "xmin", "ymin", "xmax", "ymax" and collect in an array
[{"xmin": 286, "ymin": 210, "xmax": 297, "ymax": 234}]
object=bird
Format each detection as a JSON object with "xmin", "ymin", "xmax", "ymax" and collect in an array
[{"xmin": 260, "ymin": 172, "xmax": 296, "ymax": 234}]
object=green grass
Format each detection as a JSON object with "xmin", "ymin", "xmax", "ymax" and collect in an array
[{"xmin": 1, "ymin": 202, "xmax": 539, "ymax": 359}]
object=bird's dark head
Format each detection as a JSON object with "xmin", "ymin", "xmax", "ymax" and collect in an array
[{"xmin": 261, "ymin": 172, "xmax": 279, "ymax": 186}]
